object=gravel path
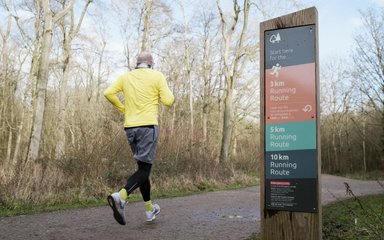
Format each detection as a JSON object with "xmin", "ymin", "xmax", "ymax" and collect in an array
[{"xmin": 0, "ymin": 174, "xmax": 383, "ymax": 240}]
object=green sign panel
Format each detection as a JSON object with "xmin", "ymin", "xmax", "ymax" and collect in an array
[{"xmin": 266, "ymin": 121, "xmax": 316, "ymax": 151}]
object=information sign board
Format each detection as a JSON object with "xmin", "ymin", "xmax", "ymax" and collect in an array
[{"xmin": 264, "ymin": 25, "xmax": 318, "ymax": 212}]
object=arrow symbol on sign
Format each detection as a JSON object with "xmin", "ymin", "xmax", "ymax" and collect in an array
[{"xmin": 303, "ymin": 105, "xmax": 312, "ymax": 112}]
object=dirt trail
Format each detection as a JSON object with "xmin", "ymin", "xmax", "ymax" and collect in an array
[{"xmin": 0, "ymin": 175, "xmax": 383, "ymax": 240}]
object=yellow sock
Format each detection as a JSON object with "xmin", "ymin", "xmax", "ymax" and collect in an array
[
  {"xmin": 144, "ymin": 200, "xmax": 154, "ymax": 212},
  {"xmin": 119, "ymin": 188, "xmax": 128, "ymax": 202}
]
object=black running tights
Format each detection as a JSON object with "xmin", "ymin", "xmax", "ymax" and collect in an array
[{"xmin": 124, "ymin": 161, "xmax": 152, "ymax": 202}]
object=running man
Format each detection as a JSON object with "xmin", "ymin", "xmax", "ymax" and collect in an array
[{"xmin": 104, "ymin": 52, "xmax": 174, "ymax": 225}]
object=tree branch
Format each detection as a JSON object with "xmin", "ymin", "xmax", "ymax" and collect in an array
[
  {"xmin": 232, "ymin": 0, "xmax": 250, "ymax": 79},
  {"xmin": 216, "ymin": 0, "xmax": 226, "ymax": 39},
  {"xmin": 0, "ymin": 0, "xmax": 12, "ymax": 40},
  {"xmin": 53, "ymin": 0, "xmax": 76, "ymax": 23},
  {"xmin": 71, "ymin": 0, "xmax": 92, "ymax": 38},
  {"xmin": 40, "ymin": 0, "xmax": 50, "ymax": 16}
]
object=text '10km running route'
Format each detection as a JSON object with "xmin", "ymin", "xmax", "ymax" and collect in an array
[{"xmin": 264, "ymin": 25, "xmax": 318, "ymax": 213}]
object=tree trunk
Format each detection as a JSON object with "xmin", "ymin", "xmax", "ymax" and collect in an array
[
  {"xmin": 12, "ymin": 109, "xmax": 25, "ymax": 167},
  {"xmin": 96, "ymin": 39, "xmax": 106, "ymax": 103},
  {"xmin": 220, "ymin": 88, "xmax": 233, "ymax": 164},
  {"xmin": 171, "ymin": 103, "xmax": 176, "ymax": 135},
  {"xmin": 362, "ymin": 120, "xmax": 367, "ymax": 172},
  {"xmin": 25, "ymin": 0, "xmax": 75, "ymax": 164},
  {"xmin": 217, "ymin": 0, "xmax": 250, "ymax": 165},
  {"xmin": 6, "ymin": 125, "xmax": 13, "ymax": 165},
  {"xmin": 201, "ymin": 20, "xmax": 212, "ymax": 145},
  {"xmin": 23, "ymin": 15, "xmax": 42, "ymax": 166},
  {"xmin": 232, "ymin": 125, "xmax": 238, "ymax": 158},
  {"xmin": 381, "ymin": 92, "xmax": 384, "ymax": 168},
  {"xmin": 331, "ymin": 129, "xmax": 338, "ymax": 173},
  {"xmin": 55, "ymin": 0, "xmax": 91, "ymax": 159},
  {"xmin": 1, "ymin": 11, "xmax": 12, "ymax": 166},
  {"xmin": 178, "ymin": 1, "xmax": 194, "ymax": 148},
  {"xmin": 141, "ymin": 0, "xmax": 153, "ymax": 52},
  {"xmin": 55, "ymin": 39, "xmax": 70, "ymax": 160},
  {"xmin": 202, "ymin": 104, "xmax": 208, "ymax": 143},
  {"xmin": 26, "ymin": 12, "xmax": 53, "ymax": 164},
  {"xmin": 187, "ymin": 58, "xmax": 193, "ymax": 147}
]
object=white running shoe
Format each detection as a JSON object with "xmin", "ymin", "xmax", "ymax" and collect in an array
[
  {"xmin": 107, "ymin": 192, "xmax": 126, "ymax": 225},
  {"xmin": 146, "ymin": 203, "xmax": 160, "ymax": 222}
]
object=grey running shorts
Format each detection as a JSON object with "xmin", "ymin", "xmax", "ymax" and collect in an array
[{"xmin": 125, "ymin": 125, "xmax": 159, "ymax": 164}]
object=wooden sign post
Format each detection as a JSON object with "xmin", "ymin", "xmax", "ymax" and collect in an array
[{"xmin": 260, "ymin": 7, "xmax": 321, "ymax": 240}]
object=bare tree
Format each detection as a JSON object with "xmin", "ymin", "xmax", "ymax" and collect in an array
[
  {"xmin": 141, "ymin": 0, "xmax": 154, "ymax": 52},
  {"xmin": 6, "ymin": 0, "xmax": 43, "ymax": 173},
  {"xmin": 319, "ymin": 56, "xmax": 358, "ymax": 173},
  {"xmin": 0, "ymin": 2, "xmax": 13, "ymax": 166},
  {"xmin": 25, "ymin": 0, "xmax": 75, "ymax": 165},
  {"xmin": 352, "ymin": 8, "xmax": 384, "ymax": 165},
  {"xmin": 111, "ymin": 0, "xmax": 172, "ymax": 69},
  {"xmin": 199, "ymin": 8, "xmax": 216, "ymax": 145},
  {"xmin": 216, "ymin": 0, "xmax": 251, "ymax": 166},
  {"xmin": 0, "ymin": 0, "xmax": 29, "ymax": 180},
  {"xmin": 177, "ymin": 0, "xmax": 195, "ymax": 148},
  {"xmin": 55, "ymin": 0, "xmax": 92, "ymax": 160}
]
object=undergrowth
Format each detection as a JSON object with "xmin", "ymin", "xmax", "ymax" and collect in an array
[{"xmin": 0, "ymin": 171, "xmax": 259, "ymax": 218}]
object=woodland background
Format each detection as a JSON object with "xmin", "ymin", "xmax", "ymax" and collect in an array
[{"xmin": 0, "ymin": 0, "xmax": 383, "ymax": 206}]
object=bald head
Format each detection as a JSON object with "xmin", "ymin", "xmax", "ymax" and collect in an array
[{"xmin": 137, "ymin": 52, "xmax": 154, "ymax": 67}]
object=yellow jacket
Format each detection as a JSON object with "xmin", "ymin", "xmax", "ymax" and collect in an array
[{"xmin": 104, "ymin": 68, "xmax": 174, "ymax": 128}]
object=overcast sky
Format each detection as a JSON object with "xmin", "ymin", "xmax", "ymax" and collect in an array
[
  {"xmin": 1, "ymin": 0, "xmax": 384, "ymax": 76},
  {"xmin": 314, "ymin": 0, "xmax": 384, "ymax": 60}
]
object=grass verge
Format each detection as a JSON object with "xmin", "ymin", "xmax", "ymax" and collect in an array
[
  {"xmin": 323, "ymin": 194, "xmax": 384, "ymax": 240},
  {"xmin": 0, "ymin": 177, "xmax": 259, "ymax": 218},
  {"xmin": 248, "ymin": 194, "xmax": 384, "ymax": 240}
]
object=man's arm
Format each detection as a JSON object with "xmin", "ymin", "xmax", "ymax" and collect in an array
[
  {"xmin": 159, "ymin": 75, "xmax": 174, "ymax": 107},
  {"xmin": 103, "ymin": 78, "xmax": 125, "ymax": 114}
]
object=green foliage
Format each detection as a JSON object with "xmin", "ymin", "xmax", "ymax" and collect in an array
[{"xmin": 323, "ymin": 194, "xmax": 384, "ymax": 240}]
